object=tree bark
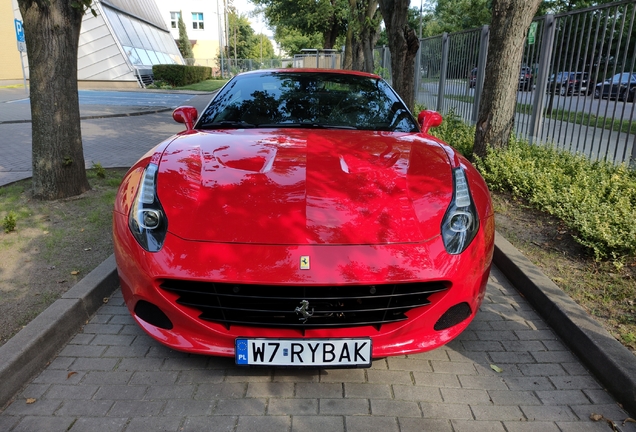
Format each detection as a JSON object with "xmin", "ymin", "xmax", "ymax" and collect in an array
[
  {"xmin": 473, "ymin": 0, "xmax": 542, "ymax": 159},
  {"xmin": 378, "ymin": 0, "xmax": 420, "ymax": 110},
  {"xmin": 343, "ymin": 0, "xmax": 357, "ymax": 70},
  {"xmin": 18, "ymin": 0, "xmax": 91, "ymax": 200},
  {"xmin": 359, "ymin": 0, "xmax": 380, "ymax": 73}
]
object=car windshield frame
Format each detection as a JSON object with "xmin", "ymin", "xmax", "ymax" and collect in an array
[{"xmin": 195, "ymin": 71, "xmax": 419, "ymax": 133}]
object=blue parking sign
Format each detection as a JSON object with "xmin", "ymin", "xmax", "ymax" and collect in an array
[
  {"xmin": 15, "ymin": 19, "xmax": 26, "ymax": 52},
  {"xmin": 15, "ymin": 19, "xmax": 25, "ymax": 42}
]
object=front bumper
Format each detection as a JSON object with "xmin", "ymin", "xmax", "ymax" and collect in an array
[{"xmin": 113, "ymin": 212, "xmax": 495, "ymax": 358}]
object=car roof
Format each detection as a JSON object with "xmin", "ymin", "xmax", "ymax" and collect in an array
[{"xmin": 236, "ymin": 68, "xmax": 382, "ymax": 80}]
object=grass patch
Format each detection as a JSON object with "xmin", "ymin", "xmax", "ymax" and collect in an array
[
  {"xmin": 0, "ymin": 167, "xmax": 126, "ymax": 345},
  {"xmin": 175, "ymin": 79, "xmax": 228, "ymax": 92}
]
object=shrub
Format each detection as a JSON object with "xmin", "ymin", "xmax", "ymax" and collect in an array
[
  {"xmin": 428, "ymin": 108, "xmax": 475, "ymax": 159},
  {"xmin": 146, "ymin": 80, "xmax": 172, "ymax": 90},
  {"xmin": 476, "ymin": 138, "xmax": 636, "ymax": 260},
  {"xmin": 152, "ymin": 64, "xmax": 212, "ymax": 87},
  {"xmin": 3, "ymin": 211, "xmax": 17, "ymax": 233},
  {"xmin": 92, "ymin": 162, "xmax": 106, "ymax": 179}
]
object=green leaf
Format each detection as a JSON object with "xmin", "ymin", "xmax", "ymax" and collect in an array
[{"xmin": 490, "ymin": 364, "xmax": 503, "ymax": 373}]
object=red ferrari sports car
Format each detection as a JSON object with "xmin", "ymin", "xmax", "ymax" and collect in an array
[{"xmin": 113, "ymin": 69, "xmax": 494, "ymax": 367}]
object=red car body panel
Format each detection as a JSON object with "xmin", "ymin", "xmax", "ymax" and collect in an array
[
  {"xmin": 113, "ymin": 129, "xmax": 494, "ymax": 358},
  {"xmin": 157, "ymin": 129, "xmax": 453, "ymax": 245},
  {"xmin": 113, "ymin": 69, "xmax": 494, "ymax": 360}
]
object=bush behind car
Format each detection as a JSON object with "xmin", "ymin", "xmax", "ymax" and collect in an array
[
  {"xmin": 152, "ymin": 64, "xmax": 213, "ymax": 87},
  {"xmin": 427, "ymin": 110, "xmax": 636, "ymax": 261}
]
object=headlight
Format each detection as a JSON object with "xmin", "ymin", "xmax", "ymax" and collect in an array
[
  {"xmin": 441, "ymin": 168, "xmax": 479, "ymax": 254},
  {"xmin": 128, "ymin": 163, "xmax": 168, "ymax": 252}
]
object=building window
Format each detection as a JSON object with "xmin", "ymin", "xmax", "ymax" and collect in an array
[
  {"xmin": 170, "ymin": 11, "xmax": 180, "ymax": 29},
  {"xmin": 192, "ymin": 12, "xmax": 204, "ymax": 30}
]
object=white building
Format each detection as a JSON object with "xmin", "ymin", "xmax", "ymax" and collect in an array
[
  {"xmin": 5, "ymin": 0, "xmax": 184, "ymax": 88},
  {"xmin": 154, "ymin": 0, "xmax": 226, "ymax": 71}
]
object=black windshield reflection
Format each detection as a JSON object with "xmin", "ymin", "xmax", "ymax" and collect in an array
[{"xmin": 196, "ymin": 72, "xmax": 418, "ymax": 132}]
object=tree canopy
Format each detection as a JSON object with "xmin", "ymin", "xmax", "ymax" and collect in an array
[
  {"xmin": 274, "ymin": 27, "xmax": 323, "ymax": 56},
  {"xmin": 249, "ymin": 33, "xmax": 275, "ymax": 60},
  {"xmin": 177, "ymin": 11, "xmax": 194, "ymax": 61},
  {"xmin": 227, "ymin": 11, "xmax": 257, "ymax": 60},
  {"xmin": 431, "ymin": 0, "xmax": 492, "ymax": 33},
  {"xmin": 251, "ymin": 0, "xmax": 349, "ymax": 49}
]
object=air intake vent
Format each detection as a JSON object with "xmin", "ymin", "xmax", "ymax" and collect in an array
[{"xmin": 160, "ymin": 280, "xmax": 448, "ymax": 330}]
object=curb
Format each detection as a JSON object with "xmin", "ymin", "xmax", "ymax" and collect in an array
[
  {"xmin": 0, "ymin": 255, "xmax": 119, "ymax": 409},
  {"xmin": 493, "ymin": 232, "xmax": 636, "ymax": 416},
  {"xmin": 0, "ymin": 107, "xmax": 173, "ymax": 125}
]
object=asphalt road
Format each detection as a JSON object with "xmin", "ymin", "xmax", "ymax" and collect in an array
[{"xmin": 8, "ymin": 90, "xmax": 195, "ymax": 107}]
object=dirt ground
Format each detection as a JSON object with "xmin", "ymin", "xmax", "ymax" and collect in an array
[{"xmin": 0, "ymin": 170, "xmax": 124, "ymax": 345}]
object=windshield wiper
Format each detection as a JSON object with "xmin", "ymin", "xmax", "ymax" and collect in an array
[{"xmin": 199, "ymin": 121, "xmax": 256, "ymax": 129}]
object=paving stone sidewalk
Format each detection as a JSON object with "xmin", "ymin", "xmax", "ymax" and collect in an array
[
  {"xmin": 1, "ymin": 266, "xmax": 633, "ymax": 432},
  {"xmin": 0, "ymin": 90, "xmax": 213, "ymax": 187}
]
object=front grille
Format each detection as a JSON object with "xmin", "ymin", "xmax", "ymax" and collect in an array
[{"xmin": 160, "ymin": 280, "xmax": 449, "ymax": 330}]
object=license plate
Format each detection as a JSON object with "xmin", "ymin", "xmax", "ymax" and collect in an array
[{"xmin": 235, "ymin": 338, "xmax": 372, "ymax": 367}]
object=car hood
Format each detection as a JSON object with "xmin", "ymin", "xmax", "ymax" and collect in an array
[{"xmin": 156, "ymin": 129, "xmax": 454, "ymax": 245}]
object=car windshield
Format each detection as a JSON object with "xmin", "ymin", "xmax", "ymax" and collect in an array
[
  {"xmin": 196, "ymin": 71, "xmax": 418, "ymax": 132},
  {"xmin": 609, "ymin": 73, "xmax": 636, "ymax": 83}
]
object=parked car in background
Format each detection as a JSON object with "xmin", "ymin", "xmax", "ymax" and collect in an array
[
  {"xmin": 567, "ymin": 72, "xmax": 593, "ymax": 95},
  {"xmin": 112, "ymin": 69, "xmax": 495, "ymax": 364},
  {"xmin": 519, "ymin": 67, "xmax": 533, "ymax": 91},
  {"xmin": 594, "ymin": 72, "xmax": 636, "ymax": 101},
  {"xmin": 547, "ymin": 71, "xmax": 572, "ymax": 93},
  {"xmin": 469, "ymin": 68, "xmax": 477, "ymax": 88},
  {"xmin": 547, "ymin": 72, "xmax": 593, "ymax": 96}
]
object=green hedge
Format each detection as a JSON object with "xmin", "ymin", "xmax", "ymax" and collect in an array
[
  {"xmin": 424, "ymin": 109, "xmax": 636, "ymax": 261},
  {"xmin": 476, "ymin": 139, "xmax": 636, "ymax": 261},
  {"xmin": 152, "ymin": 64, "xmax": 212, "ymax": 87}
]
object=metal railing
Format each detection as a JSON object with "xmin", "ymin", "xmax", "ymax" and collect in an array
[
  {"xmin": 411, "ymin": 0, "xmax": 636, "ymax": 167},
  {"xmin": 182, "ymin": 58, "xmax": 293, "ymax": 78}
]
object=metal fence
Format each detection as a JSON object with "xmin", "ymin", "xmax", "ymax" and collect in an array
[
  {"xmin": 412, "ymin": 0, "xmax": 636, "ymax": 167},
  {"xmin": 182, "ymin": 58, "xmax": 293, "ymax": 78}
]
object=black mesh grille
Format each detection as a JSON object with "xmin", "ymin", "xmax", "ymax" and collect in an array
[{"xmin": 160, "ymin": 280, "xmax": 449, "ymax": 329}]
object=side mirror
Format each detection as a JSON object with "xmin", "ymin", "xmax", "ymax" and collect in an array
[
  {"xmin": 172, "ymin": 106, "xmax": 198, "ymax": 131},
  {"xmin": 417, "ymin": 110, "xmax": 443, "ymax": 134}
]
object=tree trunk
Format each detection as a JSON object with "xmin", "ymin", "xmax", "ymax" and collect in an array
[
  {"xmin": 344, "ymin": 29, "xmax": 354, "ymax": 69},
  {"xmin": 323, "ymin": 19, "xmax": 339, "ymax": 49},
  {"xmin": 359, "ymin": 0, "xmax": 380, "ymax": 73},
  {"xmin": 343, "ymin": 0, "xmax": 357, "ymax": 70},
  {"xmin": 18, "ymin": 0, "xmax": 91, "ymax": 200},
  {"xmin": 378, "ymin": 0, "xmax": 420, "ymax": 110},
  {"xmin": 473, "ymin": 0, "xmax": 542, "ymax": 159},
  {"xmin": 353, "ymin": 40, "xmax": 364, "ymax": 71}
]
